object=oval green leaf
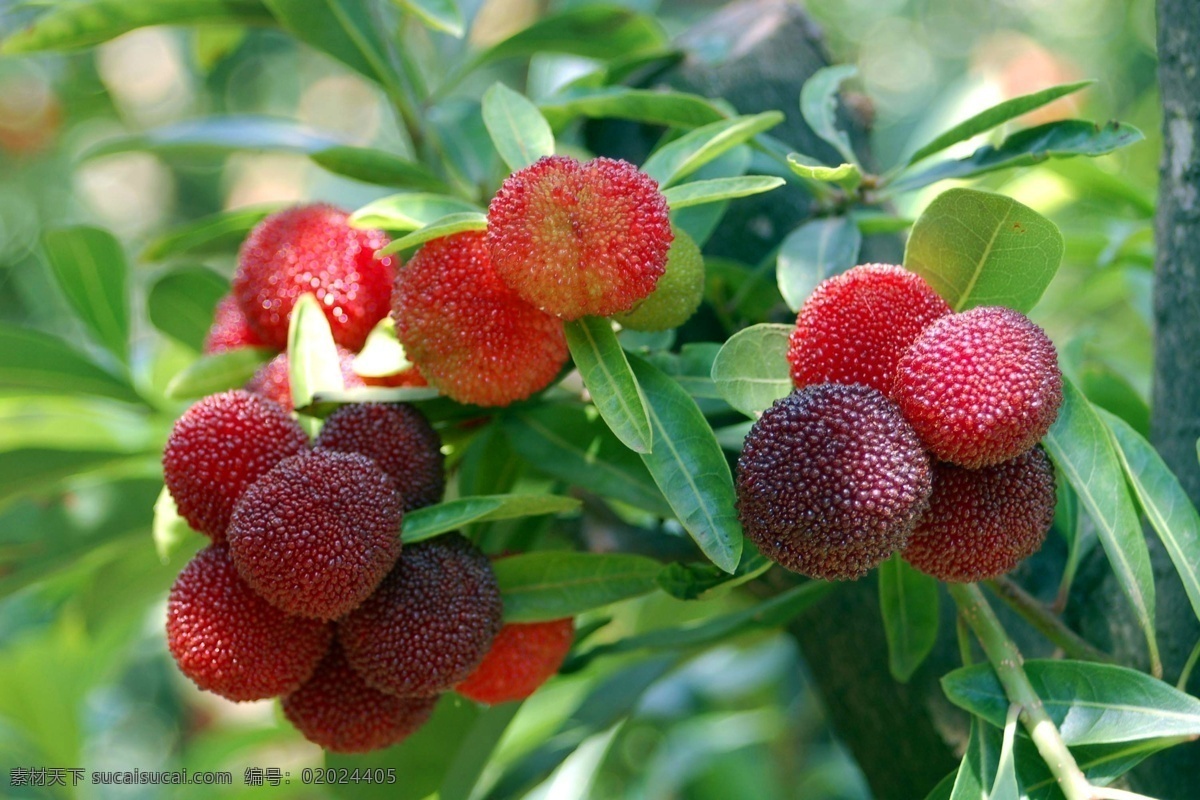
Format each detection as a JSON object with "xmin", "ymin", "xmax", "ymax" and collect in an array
[
  {"xmin": 471, "ymin": 6, "xmax": 665, "ymax": 69},
  {"xmin": 0, "ymin": 325, "xmax": 142, "ymax": 405},
  {"xmin": 799, "ymin": 64, "xmax": 859, "ymax": 166},
  {"xmin": 402, "ymin": 494, "xmax": 580, "ymax": 544},
  {"xmin": 147, "ymin": 266, "xmax": 228, "ymax": 351},
  {"xmin": 711, "ymin": 323, "xmax": 792, "ymax": 419},
  {"xmin": 492, "ymin": 551, "xmax": 663, "ymax": 622},
  {"xmin": 776, "ymin": 215, "xmax": 862, "ymax": 312},
  {"xmin": 482, "ymin": 83, "xmax": 555, "ymax": 173},
  {"xmin": 350, "ymin": 193, "xmax": 483, "ymax": 232},
  {"xmin": 642, "ymin": 111, "xmax": 785, "ymax": 188},
  {"xmin": 662, "ymin": 176, "xmax": 784, "ymax": 210},
  {"xmin": 539, "ymin": 87, "xmax": 725, "ymax": 131},
  {"xmin": 86, "ymin": 115, "xmax": 344, "ymax": 160},
  {"xmin": 311, "ymin": 146, "xmax": 451, "ymax": 192},
  {"xmin": 165, "ymin": 347, "xmax": 274, "ymax": 400},
  {"xmin": 143, "ymin": 204, "xmax": 283, "ymax": 261},
  {"xmin": 564, "ymin": 317, "xmax": 652, "ymax": 454},
  {"xmin": 879, "ymin": 554, "xmax": 940, "ymax": 683},
  {"xmin": 42, "ymin": 226, "xmax": 129, "ymax": 363},
  {"xmin": 393, "ymin": 0, "xmax": 463, "ymax": 37},
  {"xmin": 376, "ymin": 212, "xmax": 488, "ymax": 256}
]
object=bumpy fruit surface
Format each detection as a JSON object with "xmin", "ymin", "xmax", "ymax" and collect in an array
[
  {"xmin": 788, "ymin": 264, "xmax": 951, "ymax": 396},
  {"xmin": 228, "ymin": 450, "xmax": 401, "ymax": 620},
  {"xmin": 162, "ymin": 390, "xmax": 308, "ymax": 540},
  {"xmin": 339, "ymin": 533, "xmax": 502, "ymax": 697},
  {"xmin": 904, "ymin": 448, "xmax": 1056, "ymax": 582},
  {"xmin": 283, "ymin": 642, "xmax": 438, "ymax": 754},
  {"xmin": 612, "ymin": 228, "xmax": 705, "ymax": 332},
  {"xmin": 245, "ymin": 347, "xmax": 365, "ymax": 411},
  {"xmin": 204, "ymin": 294, "xmax": 266, "ymax": 354},
  {"xmin": 486, "ymin": 155, "xmax": 672, "ymax": 320},
  {"xmin": 167, "ymin": 545, "xmax": 332, "ymax": 701},
  {"xmin": 456, "ymin": 618, "xmax": 574, "ymax": 705},
  {"xmin": 893, "ymin": 306, "xmax": 1062, "ymax": 468},
  {"xmin": 233, "ymin": 204, "xmax": 396, "ymax": 352},
  {"xmin": 391, "ymin": 231, "xmax": 567, "ymax": 407},
  {"xmin": 315, "ymin": 403, "xmax": 445, "ymax": 512},
  {"xmin": 736, "ymin": 384, "xmax": 932, "ymax": 580}
]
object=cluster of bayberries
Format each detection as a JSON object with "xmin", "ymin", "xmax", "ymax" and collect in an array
[{"xmin": 736, "ymin": 264, "xmax": 1063, "ymax": 583}]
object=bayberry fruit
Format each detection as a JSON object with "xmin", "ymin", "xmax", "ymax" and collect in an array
[
  {"xmin": 456, "ymin": 618, "xmax": 574, "ymax": 705},
  {"xmin": 204, "ymin": 294, "xmax": 266, "ymax": 354},
  {"xmin": 612, "ymin": 228, "xmax": 705, "ymax": 332}
]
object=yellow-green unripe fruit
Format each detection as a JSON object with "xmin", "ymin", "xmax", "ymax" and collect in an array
[{"xmin": 612, "ymin": 229, "xmax": 704, "ymax": 331}]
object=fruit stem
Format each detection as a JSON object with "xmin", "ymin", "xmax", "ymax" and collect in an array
[
  {"xmin": 948, "ymin": 583, "xmax": 1096, "ymax": 800},
  {"xmin": 985, "ymin": 577, "xmax": 1117, "ymax": 665}
]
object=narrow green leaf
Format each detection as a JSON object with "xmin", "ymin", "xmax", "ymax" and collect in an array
[
  {"xmin": 943, "ymin": 659, "xmax": 1200, "ymax": 745},
  {"xmin": 42, "ymin": 226, "xmax": 129, "ymax": 362},
  {"xmin": 401, "ymin": 494, "xmax": 581, "ymax": 544},
  {"xmin": 471, "ymin": 6, "xmax": 665, "ymax": 69},
  {"xmin": 482, "ymin": 83, "xmax": 556, "ymax": 172},
  {"xmin": 852, "ymin": 211, "xmax": 914, "ymax": 235},
  {"xmin": 311, "ymin": 146, "xmax": 452, "ymax": 192},
  {"xmin": 1044, "ymin": 379, "xmax": 1158, "ymax": 673},
  {"xmin": 539, "ymin": 87, "xmax": 725, "ymax": 131},
  {"xmin": 947, "ymin": 719, "xmax": 998, "ymax": 800},
  {"xmin": 1, "ymin": 0, "xmax": 272, "ymax": 54},
  {"xmin": 0, "ymin": 449, "xmax": 154, "ymax": 509},
  {"xmin": 393, "ymin": 0, "xmax": 462, "ymax": 37},
  {"xmin": 629, "ymin": 354, "xmax": 743, "ymax": 573},
  {"xmin": 165, "ymin": 347, "xmax": 273, "ymax": 400},
  {"xmin": 662, "ymin": 176, "xmax": 783, "ymax": 210},
  {"xmin": 907, "ymin": 80, "xmax": 1095, "ymax": 166},
  {"xmin": 439, "ymin": 703, "xmax": 522, "ymax": 800},
  {"xmin": 287, "ymin": 293, "xmax": 344, "ymax": 416},
  {"xmin": 142, "ymin": 204, "xmax": 283, "ymax": 261},
  {"xmin": 86, "ymin": 115, "xmax": 343, "ymax": 160},
  {"xmin": 879, "ymin": 554, "xmax": 940, "ymax": 683},
  {"xmin": 0, "ymin": 397, "xmax": 164, "ymax": 454},
  {"xmin": 153, "ymin": 486, "xmax": 194, "ymax": 563},
  {"xmin": 642, "ymin": 112, "xmax": 785, "ymax": 188},
  {"xmin": 786, "ymin": 156, "xmax": 862, "ymax": 191},
  {"xmin": 989, "ymin": 706, "xmax": 1021, "ymax": 800},
  {"xmin": 904, "ymin": 187, "xmax": 1063, "ymax": 313},
  {"xmin": 147, "ymin": 266, "xmax": 228, "ymax": 351},
  {"xmin": 1099, "ymin": 408, "xmax": 1200, "ymax": 627},
  {"xmin": 564, "ymin": 317, "xmax": 652, "ymax": 454},
  {"xmin": 350, "ymin": 193, "xmax": 482, "ymax": 232},
  {"xmin": 0, "ymin": 325, "xmax": 142, "ymax": 405},
  {"xmin": 1080, "ymin": 362, "xmax": 1151, "ymax": 438},
  {"xmin": 352, "ymin": 319, "xmax": 411, "ymax": 378},
  {"xmin": 263, "ymin": 0, "xmax": 402, "ymax": 92},
  {"xmin": 376, "ymin": 212, "xmax": 488, "ymax": 256},
  {"xmin": 710, "ymin": 323, "xmax": 792, "ymax": 419},
  {"xmin": 492, "ymin": 551, "xmax": 663, "ymax": 622},
  {"xmin": 799, "ymin": 65, "xmax": 859, "ymax": 165},
  {"xmin": 776, "ymin": 216, "xmax": 862, "ymax": 312}
]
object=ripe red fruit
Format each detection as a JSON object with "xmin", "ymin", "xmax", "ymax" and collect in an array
[
  {"xmin": 282, "ymin": 642, "xmax": 439, "ymax": 754},
  {"xmin": 486, "ymin": 155, "xmax": 672, "ymax": 320},
  {"xmin": 392, "ymin": 231, "xmax": 568, "ymax": 407},
  {"xmin": 904, "ymin": 448, "xmax": 1056, "ymax": 582},
  {"xmin": 227, "ymin": 450, "xmax": 402, "ymax": 620},
  {"xmin": 233, "ymin": 204, "xmax": 396, "ymax": 352},
  {"xmin": 245, "ymin": 347, "xmax": 365, "ymax": 412},
  {"xmin": 162, "ymin": 390, "xmax": 308, "ymax": 541},
  {"xmin": 204, "ymin": 294, "xmax": 266, "ymax": 354},
  {"xmin": 339, "ymin": 533, "xmax": 502, "ymax": 697},
  {"xmin": 787, "ymin": 264, "xmax": 951, "ymax": 396},
  {"xmin": 167, "ymin": 545, "xmax": 332, "ymax": 701},
  {"xmin": 736, "ymin": 384, "xmax": 932, "ymax": 580},
  {"xmin": 314, "ymin": 403, "xmax": 445, "ymax": 512},
  {"xmin": 893, "ymin": 306, "xmax": 1063, "ymax": 468},
  {"xmin": 456, "ymin": 618, "xmax": 574, "ymax": 705}
]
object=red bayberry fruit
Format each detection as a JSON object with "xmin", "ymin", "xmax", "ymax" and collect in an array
[
  {"xmin": 245, "ymin": 347, "xmax": 365, "ymax": 412},
  {"xmin": 893, "ymin": 306, "xmax": 1063, "ymax": 468},
  {"xmin": 486, "ymin": 155, "xmax": 672, "ymax": 320},
  {"xmin": 233, "ymin": 204, "xmax": 396, "ymax": 352},
  {"xmin": 339, "ymin": 533, "xmax": 502, "ymax": 697},
  {"xmin": 162, "ymin": 390, "xmax": 308, "ymax": 541},
  {"xmin": 904, "ymin": 448, "xmax": 1056, "ymax": 582},
  {"xmin": 314, "ymin": 403, "xmax": 445, "ymax": 512},
  {"xmin": 736, "ymin": 384, "xmax": 932, "ymax": 580},
  {"xmin": 204, "ymin": 294, "xmax": 266, "ymax": 354},
  {"xmin": 282, "ymin": 642, "xmax": 438, "ymax": 754},
  {"xmin": 787, "ymin": 264, "xmax": 951, "ymax": 396},
  {"xmin": 227, "ymin": 450, "xmax": 402, "ymax": 620},
  {"xmin": 456, "ymin": 618, "xmax": 574, "ymax": 705},
  {"xmin": 391, "ymin": 231, "xmax": 568, "ymax": 407},
  {"xmin": 167, "ymin": 545, "xmax": 332, "ymax": 701}
]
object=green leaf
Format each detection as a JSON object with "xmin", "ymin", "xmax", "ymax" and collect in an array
[
  {"xmin": 301, "ymin": 386, "xmax": 440, "ymax": 415},
  {"xmin": 393, "ymin": 0, "xmax": 462, "ymax": 37},
  {"xmin": 350, "ymin": 193, "xmax": 482, "ymax": 232},
  {"xmin": 786, "ymin": 156, "xmax": 862, "ymax": 191},
  {"xmin": 42, "ymin": 226, "xmax": 129, "ymax": 363},
  {"xmin": 904, "ymin": 187, "xmax": 1063, "ymax": 313},
  {"xmin": 0, "ymin": 0, "xmax": 272, "ymax": 54},
  {"xmin": 351, "ymin": 319, "xmax": 411, "ymax": 378},
  {"xmin": 629, "ymin": 354, "xmax": 743, "ymax": 573},
  {"xmin": 662, "ymin": 176, "xmax": 784, "ymax": 210},
  {"xmin": 799, "ymin": 65, "xmax": 859, "ymax": 165},
  {"xmin": 147, "ymin": 266, "xmax": 228, "ymax": 351},
  {"xmin": 564, "ymin": 317, "xmax": 652, "ymax": 454},
  {"xmin": 539, "ymin": 88, "xmax": 725, "ymax": 131},
  {"xmin": 153, "ymin": 486, "xmax": 195, "ymax": 563},
  {"xmin": 879, "ymin": 554, "xmax": 940, "ymax": 683},
  {"xmin": 492, "ymin": 551, "xmax": 663, "ymax": 622},
  {"xmin": 776, "ymin": 216, "xmax": 863, "ymax": 312},
  {"xmin": 946, "ymin": 719, "xmax": 997, "ymax": 800},
  {"xmin": 143, "ymin": 204, "xmax": 283, "ymax": 261},
  {"xmin": 439, "ymin": 703, "xmax": 522, "ymax": 800},
  {"xmin": 853, "ymin": 211, "xmax": 914, "ymax": 235},
  {"xmin": 1099, "ymin": 408, "xmax": 1200, "ymax": 627},
  {"xmin": 895, "ymin": 120, "xmax": 1145, "ymax": 192},
  {"xmin": 943, "ymin": 659, "xmax": 1200, "ymax": 744},
  {"xmin": 311, "ymin": 146, "xmax": 452, "ymax": 192},
  {"xmin": 86, "ymin": 115, "xmax": 343, "ymax": 160},
  {"xmin": 0, "ymin": 325, "xmax": 142, "ymax": 405},
  {"xmin": 288, "ymin": 293, "xmax": 344, "ymax": 418},
  {"xmin": 0, "ymin": 449, "xmax": 153, "ymax": 510},
  {"xmin": 400, "ymin": 494, "xmax": 581, "ymax": 544},
  {"xmin": 470, "ymin": 6, "xmax": 665, "ymax": 69},
  {"xmin": 263, "ymin": 0, "xmax": 402, "ymax": 92},
  {"xmin": 1044, "ymin": 378, "xmax": 1158, "ymax": 673},
  {"xmin": 990, "ymin": 706, "xmax": 1021, "ymax": 800},
  {"xmin": 481, "ymin": 83, "xmax": 556, "ymax": 173},
  {"xmin": 164, "ymin": 347, "xmax": 273, "ymax": 400},
  {"xmin": 907, "ymin": 80, "xmax": 1095, "ymax": 166},
  {"xmin": 1080, "ymin": 362, "xmax": 1151, "ymax": 438},
  {"xmin": 655, "ymin": 543, "xmax": 772, "ymax": 601},
  {"xmin": 710, "ymin": 323, "xmax": 792, "ymax": 419},
  {"xmin": 0, "ymin": 397, "xmax": 164, "ymax": 454},
  {"xmin": 642, "ymin": 112, "xmax": 784, "ymax": 188},
  {"xmin": 376, "ymin": 212, "xmax": 488, "ymax": 256},
  {"xmin": 502, "ymin": 405, "xmax": 672, "ymax": 517}
]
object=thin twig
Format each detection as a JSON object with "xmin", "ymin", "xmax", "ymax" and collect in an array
[
  {"xmin": 985, "ymin": 576, "xmax": 1117, "ymax": 664},
  {"xmin": 1177, "ymin": 637, "xmax": 1200, "ymax": 691}
]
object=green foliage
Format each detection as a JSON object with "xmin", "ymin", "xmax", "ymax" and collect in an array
[
  {"xmin": 776, "ymin": 216, "xmax": 863, "ymax": 312},
  {"xmin": 401, "ymin": 494, "xmax": 581, "ymax": 544},
  {"xmin": 492, "ymin": 551, "xmax": 663, "ymax": 622},
  {"xmin": 710, "ymin": 323, "xmax": 792, "ymax": 418},
  {"xmin": 879, "ymin": 555, "xmax": 940, "ymax": 683},
  {"xmin": 482, "ymin": 82, "xmax": 555, "ymax": 172},
  {"xmin": 564, "ymin": 317, "xmax": 653, "ymax": 454}
]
